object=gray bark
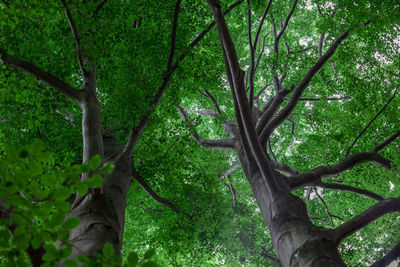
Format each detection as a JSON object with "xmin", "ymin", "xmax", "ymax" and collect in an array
[{"xmin": 65, "ymin": 136, "xmax": 131, "ymax": 261}]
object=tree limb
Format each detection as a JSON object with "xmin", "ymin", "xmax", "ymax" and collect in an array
[
  {"xmin": 333, "ymin": 198, "xmax": 400, "ymax": 245},
  {"xmin": 61, "ymin": 0, "xmax": 86, "ymax": 75},
  {"xmin": 346, "ymin": 84, "xmax": 399, "ymax": 156},
  {"xmin": 370, "ymin": 242, "xmax": 400, "ymax": 267},
  {"xmin": 284, "ymin": 94, "xmax": 353, "ymax": 102},
  {"xmin": 289, "ymin": 152, "xmax": 391, "ymax": 189},
  {"xmin": 122, "ymin": 0, "xmax": 243, "ymax": 158},
  {"xmin": 178, "ymin": 105, "xmax": 236, "ymax": 150},
  {"xmin": 219, "ymin": 161, "xmax": 241, "ymax": 178},
  {"xmin": 198, "ymin": 88, "xmax": 221, "ymax": 116},
  {"xmin": 187, "ymin": 109, "xmax": 219, "ymax": 118},
  {"xmin": 259, "ymin": 27, "xmax": 352, "ymax": 146},
  {"xmin": 313, "ymin": 181, "xmax": 384, "ymax": 201},
  {"xmin": 374, "ymin": 129, "xmax": 400, "ymax": 152},
  {"xmin": 93, "ymin": 0, "xmax": 108, "ymax": 16},
  {"xmin": 0, "ymin": 48, "xmax": 82, "ymax": 103},
  {"xmin": 206, "ymin": 0, "xmax": 283, "ymax": 195},
  {"xmin": 132, "ymin": 168, "xmax": 191, "ymax": 218}
]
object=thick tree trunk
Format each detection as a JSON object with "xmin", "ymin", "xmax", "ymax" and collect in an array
[
  {"xmin": 237, "ymin": 148, "xmax": 345, "ymax": 266},
  {"xmin": 65, "ymin": 136, "xmax": 131, "ymax": 260}
]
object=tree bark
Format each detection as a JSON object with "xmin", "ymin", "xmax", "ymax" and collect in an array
[{"xmin": 65, "ymin": 136, "xmax": 131, "ymax": 261}]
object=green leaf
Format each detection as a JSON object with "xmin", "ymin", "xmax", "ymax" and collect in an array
[
  {"xmin": 76, "ymin": 183, "xmax": 89, "ymax": 195},
  {"xmin": 99, "ymin": 163, "xmax": 114, "ymax": 174},
  {"xmin": 85, "ymin": 174, "xmax": 103, "ymax": 188},
  {"xmin": 143, "ymin": 248, "xmax": 156, "ymax": 260},
  {"xmin": 127, "ymin": 252, "xmax": 139, "ymax": 267},
  {"xmin": 64, "ymin": 259, "xmax": 79, "ymax": 267},
  {"xmin": 77, "ymin": 255, "xmax": 89, "ymax": 263},
  {"xmin": 103, "ymin": 242, "xmax": 114, "ymax": 259},
  {"xmin": 88, "ymin": 155, "xmax": 102, "ymax": 170}
]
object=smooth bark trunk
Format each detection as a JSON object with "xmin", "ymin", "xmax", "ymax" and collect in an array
[{"xmin": 64, "ymin": 136, "xmax": 131, "ymax": 261}]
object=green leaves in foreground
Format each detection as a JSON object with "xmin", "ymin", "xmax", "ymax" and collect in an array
[{"xmin": 0, "ymin": 140, "xmax": 156, "ymax": 266}]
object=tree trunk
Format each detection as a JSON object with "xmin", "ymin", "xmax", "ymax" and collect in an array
[
  {"xmin": 65, "ymin": 136, "xmax": 131, "ymax": 260},
  {"xmin": 237, "ymin": 147, "xmax": 345, "ymax": 266}
]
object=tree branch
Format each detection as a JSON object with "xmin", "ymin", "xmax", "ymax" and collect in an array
[
  {"xmin": 132, "ymin": 168, "xmax": 191, "ymax": 218},
  {"xmin": 198, "ymin": 88, "xmax": 221, "ymax": 116},
  {"xmin": 178, "ymin": 105, "xmax": 236, "ymax": 150},
  {"xmin": 0, "ymin": 48, "xmax": 82, "ymax": 103},
  {"xmin": 333, "ymin": 198, "xmax": 400, "ymax": 245},
  {"xmin": 93, "ymin": 0, "xmax": 108, "ymax": 16},
  {"xmin": 219, "ymin": 161, "xmax": 241, "ymax": 178},
  {"xmin": 259, "ymin": 27, "xmax": 352, "ymax": 145},
  {"xmin": 313, "ymin": 181, "xmax": 384, "ymax": 201},
  {"xmin": 274, "ymin": 0, "xmax": 298, "ymax": 54},
  {"xmin": 187, "ymin": 109, "xmax": 219, "ymax": 118},
  {"xmin": 284, "ymin": 94, "xmax": 353, "ymax": 102},
  {"xmin": 346, "ymin": 84, "xmax": 399, "ymax": 156},
  {"xmin": 61, "ymin": 0, "xmax": 86, "ymax": 75},
  {"xmin": 370, "ymin": 242, "xmax": 400, "ymax": 267},
  {"xmin": 206, "ymin": 0, "xmax": 283, "ymax": 194},
  {"xmin": 289, "ymin": 152, "xmax": 391, "ymax": 189},
  {"xmin": 374, "ymin": 129, "xmax": 400, "ymax": 152},
  {"xmin": 121, "ymin": 0, "xmax": 243, "ymax": 158}
]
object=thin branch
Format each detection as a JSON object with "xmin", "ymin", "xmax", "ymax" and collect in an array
[
  {"xmin": 1, "ymin": 0, "xmax": 10, "ymax": 8},
  {"xmin": 333, "ymin": 198, "xmax": 400, "ymax": 245},
  {"xmin": 313, "ymin": 181, "xmax": 384, "ymax": 201},
  {"xmin": 166, "ymin": 0, "xmax": 181, "ymax": 73},
  {"xmin": 285, "ymin": 94, "xmax": 353, "ymax": 102},
  {"xmin": 121, "ymin": 0, "xmax": 243, "ymax": 158},
  {"xmin": 93, "ymin": 0, "xmax": 108, "ymax": 16},
  {"xmin": 249, "ymin": 0, "xmax": 273, "ymax": 108},
  {"xmin": 133, "ymin": 169, "xmax": 191, "ymax": 218},
  {"xmin": 370, "ymin": 242, "xmax": 400, "ymax": 267},
  {"xmin": 224, "ymin": 180, "xmax": 237, "ymax": 206},
  {"xmin": 187, "ymin": 109, "xmax": 219, "ymax": 118},
  {"xmin": 138, "ymin": 202, "xmax": 164, "ymax": 213},
  {"xmin": 0, "ymin": 49, "xmax": 82, "ymax": 103},
  {"xmin": 346, "ymin": 84, "xmax": 399, "ymax": 156},
  {"xmin": 374, "ymin": 129, "xmax": 400, "ymax": 152},
  {"xmin": 289, "ymin": 152, "xmax": 391, "ymax": 189},
  {"xmin": 285, "ymin": 42, "xmax": 317, "ymax": 55},
  {"xmin": 219, "ymin": 161, "xmax": 241, "ymax": 178},
  {"xmin": 199, "ymin": 88, "xmax": 221, "ymax": 116},
  {"xmin": 260, "ymin": 27, "xmax": 353, "ymax": 145},
  {"xmin": 314, "ymin": 188, "xmax": 334, "ymax": 226},
  {"xmin": 178, "ymin": 105, "xmax": 236, "ymax": 150},
  {"xmin": 61, "ymin": 0, "xmax": 86, "ymax": 75},
  {"xmin": 275, "ymin": 0, "xmax": 298, "ymax": 50}
]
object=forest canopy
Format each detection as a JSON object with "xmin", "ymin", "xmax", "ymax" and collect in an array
[{"xmin": 0, "ymin": 0, "xmax": 399, "ymax": 266}]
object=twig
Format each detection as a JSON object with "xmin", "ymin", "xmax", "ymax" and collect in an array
[
  {"xmin": 219, "ymin": 161, "xmax": 241, "ymax": 178},
  {"xmin": 373, "ymin": 129, "xmax": 400, "ymax": 152},
  {"xmin": 93, "ymin": 0, "xmax": 108, "ymax": 16},
  {"xmin": 346, "ymin": 84, "xmax": 399, "ymax": 156}
]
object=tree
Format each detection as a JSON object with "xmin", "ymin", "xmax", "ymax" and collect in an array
[
  {"xmin": 0, "ymin": 0, "xmax": 399, "ymax": 266},
  {"xmin": 178, "ymin": 0, "xmax": 400, "ymax": 266}
]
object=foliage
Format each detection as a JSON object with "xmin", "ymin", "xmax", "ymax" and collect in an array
[{"xmin": 0, "ymin": 0, "xmax": 399, "ymax": 266}]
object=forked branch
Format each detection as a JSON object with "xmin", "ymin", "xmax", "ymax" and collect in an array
[{"xmin": 333, "ymin": 198, "xmax": 400, "ymax": 245}]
